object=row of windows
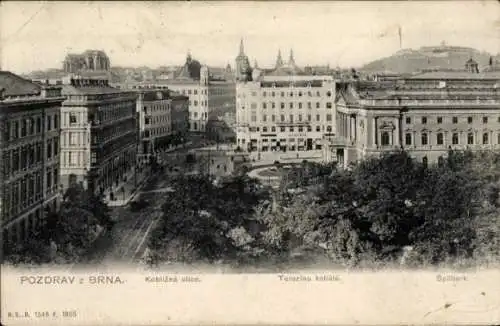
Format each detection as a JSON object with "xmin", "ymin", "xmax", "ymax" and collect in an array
[
  {"xmin": 190, "ymin": 111, "xmax": 208, "ymax": 119},
  {"xmin": 2, "ymin": 169, "xmax": 58, "ymax": 219},
  {"xmin": 255, "ymin": 102, "xmax": 333, "ymax": 110},
  {"xmin": 94, "ymin": 120, "xmax": 136, "ymax": 145},
  {"xmin": 406, "ymin": 116, "xmax": 500, "ymax": 125},
  {"xmin": 144, "ymin": 104, "xmax": 170, "ymax": 113},
  {"xmin": 98, "ymin": 133, "xmax": 136, "ymax": 161},
  {"xmin": 4, "ymin": 114, "xmax": 58, "ymax": 141},
  {"xmin": 3, "ymin": 139, "xmax": 59, "ymax": 176},
  {"xmin": 181, "ymin": 89, "xmax": 206, "ymax": 95},
  {"xmin": 257, "ymin": 113, "xmax": 332, "ymax": 123},
  {"xmin": 248, "ymin": 125, "xmax": 333, "ymax": 133},
  {"xmin": 245, "ymin": 113, "xmax": 331, "ymax": 123},
  {"xmin": 256, "ymin": 90, "xmax": 333, "ymax": 98},
  {"xmin": 88, "ymin": 102, "xmax": 135, "ymax": 125},
  {"xmin": 64, "ymin": 151, "xmax": 85, "ymax": 167},
  {"xmin": 190, "ymin": 122, "xmax": 206, "ymax": 131},
  {"xmin": 144, "ymin": 115, "xmax": 170, "ymax": 125},
  {"xmin": 64, "ymin": 132, "xmax": 87, "ymax": 147},
  {"xmin": 142, "ymin": 126, "xmax": 172, "ymax": 138},
  {"xmin": 380, "ymin": 131, "xmax": 500, "ymax": 146},
  {"xmin": 189, "ymin": 100, "xmax": 208, "ymax": 107}
]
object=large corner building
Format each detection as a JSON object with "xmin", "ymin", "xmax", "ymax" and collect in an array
[
  {"xmin": 0, "ymin": 71, "xmax": 65, "ymax": 247},
  {"xmin": 59, "ymin": 75, "xmax": 137, "ymax": 194},
  {"xmin": 235, "ymin": 42, "xmax": 336, "ymax": 153}
]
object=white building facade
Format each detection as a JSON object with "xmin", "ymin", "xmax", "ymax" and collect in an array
[{"xmin": 236, "ymin": 75, "xmax": 337, "ymax": 153}]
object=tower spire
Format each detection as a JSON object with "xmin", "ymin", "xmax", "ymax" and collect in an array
[
  {"xmin": 239, "ymin": 38, "xmax": 245, "ymax": 56},
  {"xmin": 288, "ymin": 48, "xmax": 295, "ymax": 65},
  {"xmin": 275, "ymin": 49, "xmax": 283, "ymax": 68}
]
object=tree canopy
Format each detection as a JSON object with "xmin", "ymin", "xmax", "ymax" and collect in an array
[
  {"xmin": 4, "ymin": 184, "xmax": 113, "ymax": 265},
  {"xmin": 147, "ymin": 149, "xmax": 500, "ymax": 269}
]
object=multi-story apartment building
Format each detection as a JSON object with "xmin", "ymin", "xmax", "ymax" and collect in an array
[
  {"xmin": 59, "ymin": 75, "xmax": 137, "ymax": 194},
  {"xmin": 0, "ymin": 71, "xmax": 65, "ymax": 248},
  {"xmin": 331, "ymin": 61, "xmax": 500, "ymax": 166},
  {"xmin": 135, "ymin": 89, "xmax": 189, "ymax": 164},
  {"xmin": 136, "ymin": 90, "xmax": 172, "ymax": 164},
  {"xmin": 115, "ymin": 54, "xmax": 236, "ymax": 136}
]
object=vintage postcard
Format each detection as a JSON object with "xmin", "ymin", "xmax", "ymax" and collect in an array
[{"xmin": 1, "ymin": 1, "xmax": 500, "ymax": 325}]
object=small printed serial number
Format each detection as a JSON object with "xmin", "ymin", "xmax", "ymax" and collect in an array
[{"xmin": 7, "ymin": 310, "xmax": 77, "ymax": 319}]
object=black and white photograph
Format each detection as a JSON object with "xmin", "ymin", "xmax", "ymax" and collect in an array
[{"xmin": 1, "ymin": 1, "xmax": 499, "ymax": 325}]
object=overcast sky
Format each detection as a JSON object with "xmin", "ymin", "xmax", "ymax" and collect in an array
[{"xmin": 1, "ymin": 1, "xmax": 499, "ymax": 74}]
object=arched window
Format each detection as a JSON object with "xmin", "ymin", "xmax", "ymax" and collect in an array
[
  {"xmin": 483, "ymin": 132, "xmax": 489, "ymax": 144},
  {"xmin": 381, "ymin": 131, "xmax": 390, "ymax": 146},
  {"xmin": 194, "ymin": 122, "xmax": 198, "ymax": 130},
  {"xmin": 326, "ymin": 126, "xmax": 332, "ymax": 132}
]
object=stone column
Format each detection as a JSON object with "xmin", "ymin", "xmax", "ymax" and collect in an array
[{"xmin": 394, "ymin": 117, "xmax": 399, "ymax": 147}]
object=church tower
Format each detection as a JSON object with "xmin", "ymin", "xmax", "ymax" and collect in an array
[
  {"xmin": 235, "ymin": 38, "xmax": 250, "ymax": 81},
  {"xmin": 288, "ymin": 49, "xmax": 295, "ymax": 66},
  {"xmin": 275, "ymin": 49, "xmax": 284, "ymax": 69}
]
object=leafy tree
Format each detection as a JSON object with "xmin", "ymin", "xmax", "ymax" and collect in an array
[
  {"xmin": 148, "ymin": 174, "xmax": 270, "ymax": 265},
  {"xmin": 353, "ymin": 150, "xmax": 423, "ymax": 249},
  {"xmin": 4, "ymin": 183, "xmax": 112, "ymax": 265}
]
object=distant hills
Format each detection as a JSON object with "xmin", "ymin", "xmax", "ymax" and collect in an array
[{"xmin": 361, "ymin": 44, "xmax": 500, "ymax": 74}]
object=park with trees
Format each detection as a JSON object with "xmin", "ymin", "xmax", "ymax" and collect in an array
[{"xmin": 145, "ymin": 149, "xmax": 500, "ymax": 269}]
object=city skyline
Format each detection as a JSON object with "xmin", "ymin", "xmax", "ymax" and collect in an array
[{"xmin": 1, "ymin": 1, "xmax": 500, "ymax": 74}]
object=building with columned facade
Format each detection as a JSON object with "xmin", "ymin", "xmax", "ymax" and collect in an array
[
  {"xmin": 330, "ymin": 60, "xmax": 500, "ymax": 167},
  {"xmin": 0, "ymin": 71, "xmax": 65, "ymax": 249}
]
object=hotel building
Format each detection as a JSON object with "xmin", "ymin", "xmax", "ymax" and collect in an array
[
  {"xmin": 235, "ymin": 45, "xmax": 336, "ymax": 153},
  {"xmin": 59, "ymin": 75, "xmax": 137, "ymax": 194},
  {"xmin": 331, "ymin": 60, "xmax": 500, "ymax": 166},
  {"xmin": 0, "ymin": 71, "xmax": 65, "ymax": 248}
]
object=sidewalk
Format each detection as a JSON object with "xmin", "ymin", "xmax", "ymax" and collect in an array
[{"xmin": 103, "ymin": 167, "xmax": 152, "ymax": 207}]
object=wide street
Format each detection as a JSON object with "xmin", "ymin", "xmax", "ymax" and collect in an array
[
  {"xmin": 78, "ymin": 138, "xmax": 235, "ymax": 267},
  {"xmin": 79, "ymin": 177, "xmax": 169, "ymax": 267}
]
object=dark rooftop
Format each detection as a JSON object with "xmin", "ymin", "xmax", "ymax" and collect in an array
[
  {"xmin": 0, "ymin": 71, "xmax": 41, "ymax": 97},
  {"xmin": 142, "ymin": 90, "xmax": 171, "ymax": 101}
]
